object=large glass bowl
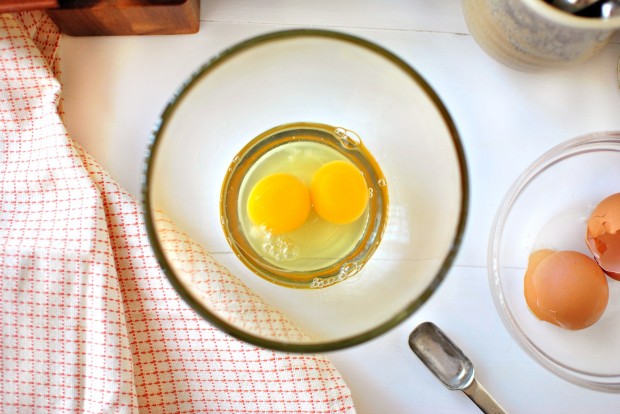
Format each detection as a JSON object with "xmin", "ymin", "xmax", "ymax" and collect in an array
[
  {"xmin": 489, "ymin": 132, "xmax": 620, "ymax": 391},
  {"xmin": 143, "ymin": 29, "xmax": 468, "ymax": 352}
]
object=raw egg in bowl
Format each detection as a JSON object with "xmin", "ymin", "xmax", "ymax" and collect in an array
[
  {"xmin": 489, "ymin": 131, "xmax": 620, "ymax": 391},
  {"xmin": 144, "ymin": 29, "xmax": 468, "ymax": 352}
]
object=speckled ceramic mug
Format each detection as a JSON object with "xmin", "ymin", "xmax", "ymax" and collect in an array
[{"xmin": 462, "ymin": 0, "xmax": 620, "ymax": 71}]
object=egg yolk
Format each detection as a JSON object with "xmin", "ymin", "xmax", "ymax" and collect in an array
[
  {"xmin": 310, "ymin": 160, "xmax": 369, "ymax": 225},
  {"xmin": 247, "ymin": 173, "xmax": 311, "ymax": 234},
  {"xmin": 524, "ymin": 250, "xmax": 609, "ymax": 330}
]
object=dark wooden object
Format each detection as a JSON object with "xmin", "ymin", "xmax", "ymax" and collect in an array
[
  {"xmin": 0, "ymin": 0, "xmax": 201, "ymax": 36},
  {"xmin": 0, "ymin": 0, "xmax": 59, "ymax": 13}
]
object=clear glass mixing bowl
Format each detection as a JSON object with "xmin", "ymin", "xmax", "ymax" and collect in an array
[
  {"xmin": 143, "ymin": 29, "xmax": 468, "ymax": 352},
  {"xmin": 489, "ymin": 132, "xmax": 620, "ymax": 391}
]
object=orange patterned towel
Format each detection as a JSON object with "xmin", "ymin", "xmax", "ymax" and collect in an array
[{"xmin": 0, "ymin": 12, "xmax": 354, "ymax": 413}]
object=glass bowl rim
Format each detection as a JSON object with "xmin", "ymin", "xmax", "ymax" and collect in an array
[
  {"xmin": 488, "ymin": 131, "xmax": 620, "ymax": 391},
  {"xmin": 142, "ymin": 28, "xmax": 470, "ymax": 353}
]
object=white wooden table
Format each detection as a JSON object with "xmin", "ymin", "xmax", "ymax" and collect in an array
[{"xmin": 58, "ymin": 1, "xmax": 620, "ymax": 412}]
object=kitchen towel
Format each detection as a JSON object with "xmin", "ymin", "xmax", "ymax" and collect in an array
[{"xmin": 0, "ymin": 11, "xmax": 355, "ymax": 413}]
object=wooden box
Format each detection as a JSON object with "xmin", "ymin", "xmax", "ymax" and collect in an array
[{"xmin": 46, "ymin": 0, "xmax": 201, "ymax": 36}]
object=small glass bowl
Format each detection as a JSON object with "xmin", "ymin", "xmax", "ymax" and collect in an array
[
  {"xmin": 143, "ymin": 29, "xmax": 468, "ymax": 352},
  {"xmin": 489, "ymin": 131, "xmax": 620, "ymax": 391}
]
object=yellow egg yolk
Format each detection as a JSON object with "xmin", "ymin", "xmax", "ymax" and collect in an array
[
  {"xmin": 310, "ymin": 160, "xmax": 369, "ymax": 224},
  {"xmin": 247, "ymin": 173, "xmax": 311, "ymax": 233}
]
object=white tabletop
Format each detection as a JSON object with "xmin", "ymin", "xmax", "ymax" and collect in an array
[{"xmin": 58, "ymin": 1, "xmax": 620, "ymax": 413}]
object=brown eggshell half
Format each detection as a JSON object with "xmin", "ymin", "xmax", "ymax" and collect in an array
[
  {"xmin": 524, "ymin": 250, "xmax": 609, "ymax": 330},
  {"xmin": 586, "ymin": 193, "xmax": 620, "ymax": 281}
]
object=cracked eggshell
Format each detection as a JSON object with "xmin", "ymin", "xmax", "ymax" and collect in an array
[
  {"xmin": 586, "ymin": 193, "xmax": 620, "ymax": 281},
  {"xmin": 524, "ymin": 250, "xmax": 609, "ymax": 330}
]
